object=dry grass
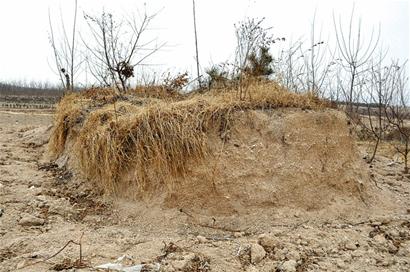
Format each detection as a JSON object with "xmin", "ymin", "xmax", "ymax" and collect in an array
[
  {"xmin": 131, "ymin": 85, "xmax": 183, "ymax": 100},
  {"xmin": 50, "ymin": 82, "xmax": 328, "ymax": 195},
  {"xmin": 48, "ymin": 93, "xmax": 85, "ymax": 157}
]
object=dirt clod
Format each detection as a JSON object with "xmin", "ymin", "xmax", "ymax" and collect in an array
[
  {"xmin": 18, "ymin": 214, "xmax": 45, "ymax": 227},
  {"xmin": 250, "ymin": 243, "xmax": 266, "ymax": 264}
]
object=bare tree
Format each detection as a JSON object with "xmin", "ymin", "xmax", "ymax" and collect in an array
[
  {"xmin": 48, "ymin": 0, "xmax": 79, "ymax": 93},
  {"xmin": 359, "ymin": 55, "xmax": 392, "ymax": 162},
  {"xmin": 271, "ymin": 25, "xmax": 334, "ymax": 97},
  {"xmin": 234, "ymin": 17, "xmax": 275, "ymax": 99},
  {"xmin": 272, "ymin": 40, "xmax": 305, "ymax": 92},
  {"xmin": 385, "ymin": 61, "xmax": 410, "ymax": 172},
  {"xmin": 83, "ymin": 9, "xmax": 164, "ymax": 94},
  {"xmin": 301, "ymin": 11, "xmax": 335, "ymax": 97},
  {"xmin": 192, "ymin": 0, "xmax": 201, "ymax": 88},
  {"xmin": 333, "ymin": 5, "xmax": 381, "ymax": 114}
]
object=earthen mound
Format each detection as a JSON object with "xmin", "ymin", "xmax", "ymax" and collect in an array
[{"xmin": 48, "ymin": 84, "xmax": 372, "ymax": 215}]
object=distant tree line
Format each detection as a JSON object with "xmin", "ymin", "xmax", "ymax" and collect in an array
[{"xmin": 0, "ymin": 80, "xmax": 63, "ymax": 97}]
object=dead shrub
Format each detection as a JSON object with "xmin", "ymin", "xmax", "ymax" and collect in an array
[{"xmin": 82, "ymin": 88, "xmax": 117, "ymax": 102}]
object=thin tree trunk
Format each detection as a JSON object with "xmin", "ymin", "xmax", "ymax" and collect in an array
[
  {"xmin": 405, "ymin": 141, "xmax": 409, "ymax": 173},
  {"xmin": 192, "ymin": 0, "xmax": 201, "ymax": 88},
  {"xmin": 369, "ymin": 137, "xmax": 380, "ymax": 163},
  {"xmin": 70, "ymin": 0, "xmax": 78, "ymax": 92},
  {"xmin": 348, "ymin": 66, "xmax": 356, "ymax": 115}
]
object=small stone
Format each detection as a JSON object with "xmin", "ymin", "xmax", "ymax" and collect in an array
[
  {"xmin": 330, "ymin": 247, "xmax": 339, "ymax": 254},
  {"xmin": 293, "ymin": 211, "xmax": 301, "ymax": 218},
  {"xmin": 336, "ymin": 259, "xmax": 345, "ymax": 269},
  {"xmin": 397, "ymin": 242, "xmax": 410, "ymax": 257},
  {"xmin": 345, "ymin": 241, "xmax": 358, "ymax": 250},
  {"xmin": 287, "ymin": 250, "xmax": 300, "ymax": 261},
  {"xmin": 234, "ymin": 232, "xmax": 244, "ymax": 238},
  {"xmin": 370, "ymin": 221, "xmax": 382, "ymax": 227},
  {"xmin": 250, "ymin": 243, "xmax": 266, "ymax": 264},
  {"xmin": 351, "ymin": 250, "xmax": 362, "ymax": 257},
  {"xmin": 0, "ymin": 208, "xmax": 3, "ymax": 217},
  {"xmin": 373, "ymin": 234, "xmax": 387, "ymax": 244},
  {"xmin": 16, "ymin": 260, "xmax": 27, "ymax": 269},
  {"xmin": 258, "ymin": 234, "xmax": 277, "ymax": 250},
  {"xmin": 279, "ymin": 259, "xmax": 297, "ymax": 272},
  {"xmin": 387, "ymin": 242, "xmax": 398, "ymax": 254},
  {"xmin": 374, "ymin": 255, "xmax": 384, "ymax": 264},
  {"xmin": 312, "ymin": 247, "xmax": 325, "ymax": 256},
  {"xmin": 299, "ymin": 239, "xmax": 309, "ymax": 246},
  {"xmin": 19, "ymin": 215, "xmax": 45, "ymax": 226},
  {"xmin": 196, "ymin": 235, "xmax": 207, "ymax": 243},
  {"xmin": 172, "ymin": 260, "xmax": 188, "ymax": 270},
  {"xmin": 171, "ymin": 253, "xmax": 196, "ymax": 270},
  {"xmin": 48, "ymin": 198, "xmax": 74, "ymax": 217},
  {"xmin": 387, "ymin": 229, "xmax": 399, "ymax": 238},
  {"xmin": 275, "ymin": 248, "xmax": 289, "ymax": 261}
]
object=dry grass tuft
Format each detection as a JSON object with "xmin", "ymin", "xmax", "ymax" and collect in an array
[
  {"xmin": 48, "ymin": 93, "xmax": 85, "ymax": 157},
  {"xmin": 131, "ymin": 85, "xmax": 183, "ymax": 100},
  {"xmin": 50, "ymin": 82, "xmax": 328, "ymax": 195},
  {"xmin": 82, "ymin": 87, "xmax": 118, "ymax": 102}
]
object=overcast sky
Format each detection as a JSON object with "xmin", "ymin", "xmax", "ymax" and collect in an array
[{"xmin": 0, "ymin": 0, "xmax": 408, "ymax": 85}]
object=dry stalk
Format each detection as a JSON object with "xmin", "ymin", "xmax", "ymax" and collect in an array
[{"xmin": 19, "ymin": 232, "xmax": 86, "ymax": 270}]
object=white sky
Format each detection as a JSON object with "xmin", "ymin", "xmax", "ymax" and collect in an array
[{"xmin": 0, "ymin": 0, "xmax": 408, "ymax": 85}]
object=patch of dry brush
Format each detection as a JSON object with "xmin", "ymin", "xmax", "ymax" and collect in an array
[
  {"xmin": 49, "ymin": 82, "xmax": 327, "ymax": 195},
  {"xmin": 48, "ymin": 93, "xmax": 84, "ymax": 156}
]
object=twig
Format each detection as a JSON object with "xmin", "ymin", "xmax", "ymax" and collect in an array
[
  {"xmin": 179, "ymin": 208, "xmax": 248, "ymax": 233},
  {"xmin": 276, "ymin": 220, "xmax": 309, "ymax": 236},
  {"xmin": 196, "ymin": 222, "xmax": 248, "ymax": 233},
  {"xmin": 18, "ymin": 232, "xmax": 86, "ymax": 270},
  {"xmin": 370, "ymin": 174, "xmax": 382, "ymax": 189},
  {"xmin": 43, "ymin": 240, "xmax": 79, "ymax": 263},
  {"xmin": 179, "ymin": 208, "xmax": 194, "ymax": 218}
]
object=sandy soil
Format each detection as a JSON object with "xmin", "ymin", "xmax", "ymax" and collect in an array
[{"xmin": 1, "ymin": 109, "xmax": 410, "ymax": 272}]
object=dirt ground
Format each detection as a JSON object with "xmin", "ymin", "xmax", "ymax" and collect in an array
[{"xmin": 1, "ymin": 109, "xmax": 410, "ymax": 272}]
